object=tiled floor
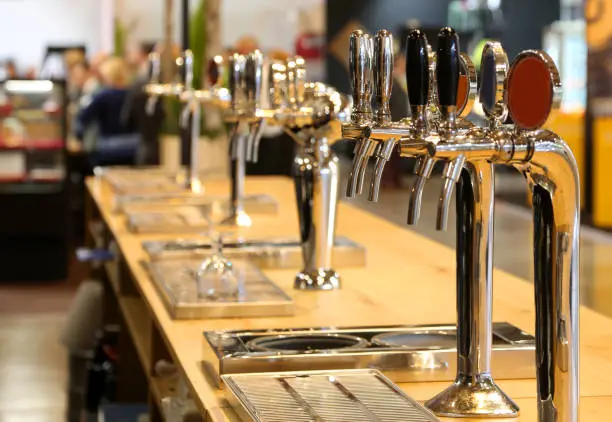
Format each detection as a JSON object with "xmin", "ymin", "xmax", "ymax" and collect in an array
[{"xmin": 2, "ymin": 168, "xmax": 612, "ymax": 421}]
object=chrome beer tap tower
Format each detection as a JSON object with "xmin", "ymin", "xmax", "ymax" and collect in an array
[
  {"xmin": 221, "ymin": 50, "xmax": 267, "ymax": 227},
  {"xmin": 343, "ymin": 27, "xmax": 579, "ymax": 421},
  {"xmin": 144, "ymin": 50, "xmax": 202, "ymax": 191},
  {"xmin": 203, "ymin": 52, "xmax": 352, "ymax": 289}
]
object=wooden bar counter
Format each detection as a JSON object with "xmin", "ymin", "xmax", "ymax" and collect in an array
[{"xmin": 85, "ymin": 175, "xmax": 612, "ymax": 421}]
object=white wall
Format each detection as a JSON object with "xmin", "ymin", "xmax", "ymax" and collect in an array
[
  {"xmin": 0, "ymin": 0, "xmax": 104, "ymax": 71},
  {"xmin": 0, "ymin": 0, "xmax": 324, "ymax": 70},
  {"xmin": 221, "ymin": 0, "xmax": 323, "ymax": 52}
]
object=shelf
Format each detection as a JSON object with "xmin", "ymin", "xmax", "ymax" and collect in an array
[
  {"xmin": 0, "ymin": 176, "xmax": 26, "ymax": 183},
  {"xmin": 0, "ymin": 175, "xmax": 63, "ymax": 184},
  {"xmin": 0, "ymin": 182, "xmax": 63, "ymax": 194},
  {"xmin": 119, "ymin": 296, "xmax": 152, "ymax": 375},
  {"xmin": 0, "ymin": 139, "xmax": 64, "ymax": 151},
  {"xmin": 29, "ymin": 176, "xmax": 63, "ymax": 183}
]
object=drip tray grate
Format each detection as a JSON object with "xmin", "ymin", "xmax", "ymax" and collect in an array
[{"xmin": 222, "ymin": 369, "xmax": 439, "ymax": 422}]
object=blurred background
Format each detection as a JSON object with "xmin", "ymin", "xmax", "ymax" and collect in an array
[{"xmin": 0, "ymin": 0, "xmax": 607, "ymax": 421}]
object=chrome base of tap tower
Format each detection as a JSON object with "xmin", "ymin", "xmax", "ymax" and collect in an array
[
  {"xmin": 294, "ymin": 268, "xmax": 341, "ymax": 291},
  {"xmin": 425, "ymin": 373, "xmax": 519, "ymax": 418}
]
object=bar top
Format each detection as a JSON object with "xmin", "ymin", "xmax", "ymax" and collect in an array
[{"xmin": 87, "ymin": 175, "xmax": 612, "ymax": 421}]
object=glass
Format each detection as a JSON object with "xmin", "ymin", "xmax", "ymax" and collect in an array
[{"xmin": 196, "ymin": 231, "xmax": 238, "ymax": 300}]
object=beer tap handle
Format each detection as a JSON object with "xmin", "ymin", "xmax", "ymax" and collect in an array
[
  {"xmin": 286, "ymin": 58, "xmax": 297, "ymax": 110},
  {"xmin": 436, "ymin": 26, "xmax": 460, "ymax": 135},
  {"xmin": 434, "ymin": 26, "xmax": 463, "ymax": 231},
  {"xmin": 404, "ymin": 29, "xmax": 432, "ymax": 223},
  {"xmin": 145, "ymin": 52, "xmax": 161, "ymax": 116},
  {"xmin": 348, "ymin": 30, "xmax": 373, "ymax": 123},
  {"xmin": 244, "ymin": 50, "xmax": 263, "ymax": 160},
  {"xmin": 149, "ymin": 52, "xmax": 161, "ymax": 84},
  {"xmin": 346, "ymin": 30, "xmax": 373, "ymax": 198},
  {"xmin": 286, "ymin": 56, "xmax": 306, "ymax": 111},
  {"xmin": 269, "ymin": 61, "xmax": 287, "ymax": 109},
  {"xmin": 179, "ymin": 50, "xmax": 194, "ymax": 129},
  {"xmin": 228, "ymin": 53, "xmax": 244, "ymax": 112},
  {"xmin": 207, "ymin": 55, "xmax": 225, "ymax": 88},
  {"xmin": 374, "ymin": 30, "xmax": 394, "ymax": 125},
  {"xmin": 406, "ymin": 28, "xmax": 430, "ymax": 131},
  {"xmin": 295, "ymin": 56, "xmax": 306, "ymax": 107},
  {"xmin": 183, "ymin": 50, "xmax": 194, "ymax": 92},
  {"xmin": 364, "ymin": 30, "xmax": 395, "ymax": 202},
  {"xmin": 244, "ymin": 50, "xmax": 263, "ymax": 112}
]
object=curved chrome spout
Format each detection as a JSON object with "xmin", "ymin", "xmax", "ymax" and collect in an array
[
  {"xmin": 407, "ymin": 156, "xmax": 435, "ymax": 225},
  {"xmin": 515, "ymin": 131, "xmax": 580, "ymax": 422}
]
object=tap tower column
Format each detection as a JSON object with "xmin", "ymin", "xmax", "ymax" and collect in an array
[{"xmin": 425, "ymin": 33, "xmax": 519, "ymax": 418}]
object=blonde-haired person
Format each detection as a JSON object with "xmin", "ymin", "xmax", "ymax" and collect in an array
[
  {"xmin": 98, "ymin": 56, "xmax": 131, "ymax": 87},
  {"xmin": 76, "ymin": 55, "xmax": 140, "ymax": 168}
]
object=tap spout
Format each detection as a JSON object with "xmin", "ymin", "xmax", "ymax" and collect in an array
[
  {"xmin": 436, "ymin": 155, "xmax": 465, "ymax": 231},
  {"xmin": 407, "ymin": 156, "xmax": 435, "ymax": 224},
  {"xmin": 248, "ymin": 120, "xmax": 267, "ymax": 163},
  {"xmin": 368, "ymin": 138, "xmax": 398, "ymax": 202}
]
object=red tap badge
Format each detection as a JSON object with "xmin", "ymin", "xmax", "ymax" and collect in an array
[
  {"xmin": 456, "ymin": 53, "xmax": 476, "ymax": 117},
  {"xmin": 506, "ymin": 51, "xmax": 561, "ymax": 130}
]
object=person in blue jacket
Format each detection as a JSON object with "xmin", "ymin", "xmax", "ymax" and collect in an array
[{"xmin": 76, "ymin": 56, "xmax": 140, "ymax": 168}]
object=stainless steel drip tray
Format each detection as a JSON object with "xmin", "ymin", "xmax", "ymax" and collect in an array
[
  {"xmin": 125, "ymin": 195, "xmax": 278, "ymax": 234},
  {"xmin": 142, "ymin": 235, "xmax": 367, "ymax": 268},
  {"xmin": 114, "ymin": 191, "xmax": 277, "ymax": 214},
  {"xmin": 203, "ymin": 322, "xmax": 534, "ymax": 386},
  {"xmin": 223, "ymin": 369, "xmax": 440, "ymax": 422},
  {"xmin": 146, "ymin": 258, "xmax": 293, "ymax": 319},
  {"xmin": 127, "ymin": 205, "xmax": 212, "ymax": 233}
]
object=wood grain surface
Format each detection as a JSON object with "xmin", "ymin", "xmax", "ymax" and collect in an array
[{"xmin": 87, "ymin": 175, "xmax": 612, "ymax": 421}]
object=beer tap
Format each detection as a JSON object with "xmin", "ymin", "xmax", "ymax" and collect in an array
[
  {"xmin": 427, "ymin": 47, "xmax": 578, "ymax": 422},
  {"xmin": 423, "ymin": 36, "xmax": 518, "ymax": 418},
  {"xmin": 289, "ymin": 77, "xmax": 344, "ymax": 291},
  {"xmin": 343, "ymin": 26, "xmax": 579, "ymax": 421},
  {"xmin": 243, "ymin": 51, "xmax": 265, "ymax": 163},
  {"xmin": 144, "ymin": 50, "xmax": 194, "ymax": 188},
  {"xmin": 177, "ymin": 50, "xmax": 204, "ymax": 193},
  {"xmin": 434, "ymin": 28, "xmax": 464, "ymax": 232},
  {"xmin": 198, "ymin": 52, "xmax": 351, "ymax": 289},
  {"xmin": 405, "ymin": 30, "xmax": 435, "ymax": 225},
  {"xmin": 368, "ymin": 30, "xmax": 397, "ymax": 202},
  {"xmin": 145, "ymin": 52, "xmax": 161, "ymax": 116},
  {"xmin": 221, "ymin": 52, "xmax": 252, "ymax": 227},
  {"xmin": 346, "ymin": 30, "xmax": 374, "ymax": 198},
  {"xmin": 272, "ymin": 56, "xmax": 345, "ymax": 290}
]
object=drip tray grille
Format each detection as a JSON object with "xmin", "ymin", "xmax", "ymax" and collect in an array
[{"xmin": 223, "ymin": 369, "xmax": 439, "ymax": 422}]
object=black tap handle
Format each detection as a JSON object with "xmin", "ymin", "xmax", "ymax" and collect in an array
[
  {"xmin": 406, "ymin": 29, "xmax": 429, "ymax": 107},
  {"xmin": 436, "ymin": 27, "xmax": 460, "ymax": 107}
]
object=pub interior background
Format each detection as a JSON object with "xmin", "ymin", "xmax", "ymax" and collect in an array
[{"xmin": 0, "ymin": 0, "xmax": 606, "ymax": 421}]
